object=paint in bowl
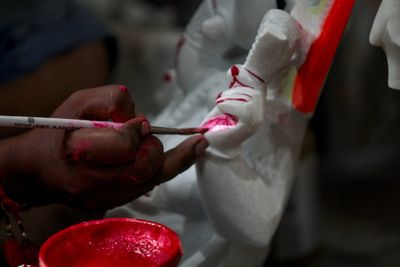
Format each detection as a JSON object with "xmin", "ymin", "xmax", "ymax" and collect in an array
[{"xmin": 39, "ymin": 218, "xmax": 182, "ymax": 267}]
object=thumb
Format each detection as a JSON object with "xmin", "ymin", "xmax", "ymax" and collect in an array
[{"xmin": 156, "ymin": 135, "xmax": 209, "ymax": 183}]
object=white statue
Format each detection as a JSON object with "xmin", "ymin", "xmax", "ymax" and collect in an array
[
  {"xmin": 370, "ymin": 0, "xmax": 400, "ymax": 90},
  {"xmin": 107, "ymin": 1, "xmax": 352, "ymax": 266}
]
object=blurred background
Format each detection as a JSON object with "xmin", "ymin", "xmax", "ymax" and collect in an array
[
  {"xmin": 78, "ymin": 0, "xmax": 400, "ymax": 266},
  {"xmin": 77, "ymin": 0, "xmax": 204, "ymax": 117}
]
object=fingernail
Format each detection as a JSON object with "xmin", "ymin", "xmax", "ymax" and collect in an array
[
  {"xmin": 141, "ymin": 120, "xmax": 150, "ymax": 136},
  {"xmin": 118, "ymin": 85, "xmax": 128, "ymax": 92},
  {"xmin": 195, "ymin": 138, "xmax": 209, "ymax": 156}
]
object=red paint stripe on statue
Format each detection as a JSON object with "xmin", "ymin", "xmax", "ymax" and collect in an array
[
  {"xmin": 175, "ymin": 35, "xmax": 186, "ymax": 68},
  {"xmin": 244, "ymin": 67, "xmax": 265, "ymax": 83},
  {"xmin": 236, "ymin": 93, "xmax": 253, "ymax": 98},
  {"xmin": 229, "ymin": 66, "xmax": 254, "ymax": 89},
  {"xmin": 216, "ymin": 98, "xmax": 249, "ymax": 104},
  {"xmin": 292, "ymin": 0, "xmax": 355, "ymax": 113}
]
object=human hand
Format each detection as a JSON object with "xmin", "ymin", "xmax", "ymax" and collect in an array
[{"xmin": 1, "ymin": 85, "xmax": 208, "ymax": 210}]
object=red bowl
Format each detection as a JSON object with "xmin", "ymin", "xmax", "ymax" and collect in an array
[{"xmin": 39, "ymin": 218, "xmax": 182, "ymax": 267}]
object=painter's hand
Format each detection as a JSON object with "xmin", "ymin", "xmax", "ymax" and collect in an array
[{"xmin": 3, "ymin": 85, "xmax": 207, "ymax": 210}]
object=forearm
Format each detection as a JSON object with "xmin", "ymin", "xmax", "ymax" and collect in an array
[
  {"xmin": 0, "ymin": 134, "xmax": 27, "ymax": 178},
  {"xmin": 0, "ymin": 131, "xmax": 48, "ymax": 206}
]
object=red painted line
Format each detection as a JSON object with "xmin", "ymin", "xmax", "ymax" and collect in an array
[
  {"xmin": 235, "ymin": 93, "xmax": 253, "ymax": 98},
  {"xmin": 216, "ymin": 98, "xmax": 249, "ymax": 104},
  {"xmin": 244, "ymin": 67, "xmax": 266, "ymax": 83},
  {"xmin": 175, "ymin": 35, "xmax": 186, "ymax": 68}
]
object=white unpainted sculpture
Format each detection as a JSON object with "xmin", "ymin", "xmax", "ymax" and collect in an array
[
  {"xmin": 370, "ymin": 0, "xmax": 400, "ymax": 90},
  {"xmin": 107, "ymin": 1, "xmax": 344, "ymax": 266}
]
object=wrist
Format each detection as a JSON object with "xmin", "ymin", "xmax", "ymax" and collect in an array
[
  {"xmin": 0, "ymin": 131, "xmax": 44, "ymax": 206},
  {"xmin": 0, "ymin": 135, "xmax": 21, "ymax": 178}
]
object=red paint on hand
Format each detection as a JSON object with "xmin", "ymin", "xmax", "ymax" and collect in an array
[
  {"xmin": 93, "ymin": 122, "xmax": 108, "ymax": 128},
  {"xmin": 163, "ymin": 72, "xmax": 173, "ymax": 83},
  {"xmin": 121, "ymin": 172, "xmax": 142, "ymax": 185},
  {"xmin": 71, "ymin": 149, "xmax": 81, "ymax": 161},
  {"xmin": 39, "ymin": 218, "xmax": 182, "ymax": 267},
  {"xmin": 92, "ymin": 121, "xmax": 121, "ymax": 129},
  {"xmin": 118, "ymin": 85, "xmax": 128, "ymax": 92},
  {"xmin": 201, "ymin": 113, "xmax": 238, "ymax": 132},
  {"xmin": 70, "ymin": 140, "xmax": 91, "ymax": 161},
  {"xmin": 111, "ymin": 111, "xmax": 130, "ymax": 123}
]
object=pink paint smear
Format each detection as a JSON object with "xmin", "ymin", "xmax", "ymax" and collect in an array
[
  {"xmin": 92, "ymin": 121, "xmax": 122, "ymax": 129},
  {"xmin": 201, "ymin": 113, "xmax": 238, "ymax": 133},
  {"xmin": 118, "ymin": 85, "xmax": 128, "ymax": 92}
]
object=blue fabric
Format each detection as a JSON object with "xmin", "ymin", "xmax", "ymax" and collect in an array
[{"xmin": 0, "ymin": 0, "xmax": 116, "ymax": 83}]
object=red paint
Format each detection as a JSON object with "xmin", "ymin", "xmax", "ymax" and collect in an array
[
  {"xmin": 201, "ymin": 113, "xmax": 238, "ymax": 132},
  {"xmin": 70, "ymin": 140, "xmax": 91, "ymax": 161},
  {"xmin": 175, "ymin": 35, "xmax": 186, "ymax": 67},
  {"xmin": 71, "ymin": 149, "xmax": 81, "ymax": 161},
  {"xmin": 228, "ymin": 65, "xmax": 253, "ymax": 89},
  {"xmin": 244, "ymin": 67, "xmax": 265, "ymax": 83},
  {"xmin": 93, "ymin": 122, "xmax": 109, "ymax": 128},
  {"xmin": 136, "ymin": 143, "xmax": 151, "ymax": 159},
  {"xmin": 130, "ymin": 139, "xmax": 163, "ymax": 182},
  {"xmin": 118, "ymin": 85, "xmax": 128, "ymax": 92},
  {"xmin": 216, "ymin": 98, "xmax": 248, "ymax": 104},
  {"xmin": 163, "ymin": 72, "xmax": 173, "ymax": 83},
  {"xmin": 39, "ymin": 218, "xmax": 182, "ymax": 267},
  {"xmin": 292, "ymin": 0, "xmax": 355, "ymax": 113},
  {"xmin": 111, "ymin": 111, "xmax": 129, "ymax": 123},
  {"xmin": 92, "ymin": 121, "xmax": 121, "ymax": 128},
  {"xmin": 231, "ymin": 65, "xmax": 240, "ymax": 76},
  {"xmin": 121, "ymin": 172, "xmax": 142, "ymax": 185}
]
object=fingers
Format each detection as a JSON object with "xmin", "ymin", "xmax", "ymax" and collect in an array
[
  {"xmin": 66, "ymin": 134, "xmax": 208, "ymax": 210},
  {"xmin": 216, "ymin": 88, "xmax": 255, "ymax": 105},
  {"xmin": 54, "ymin": 85, "xmax": 135, "ymax": 122},
  {"xmin": 216, "ymin": 87, "xmax": 262, "ymax": 121},
  {"xmin": 156, "ymin": 135, "xmax": 209, "ymax": 183},
  {"xmin": 65, "ymin": 117, "xmax": 147, "ymax": 165},
  {"xmin": 93, "ymin": 135, "xmax": 208, "ymax": 199},
  {"xmin": 68, "ymin": 135, "xmax": 164, "ymax": 210},
  {"xmin": 120, "ymin": 135, "xmax": 164, "ymax": 184}
]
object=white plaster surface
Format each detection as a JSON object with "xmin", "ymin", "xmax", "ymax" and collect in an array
[
  {"xmin": 107, "ymin": 1, "xmax": 337, "ymax": 266},
  {"xmin": 370, "ymin": 0, "xmax": 400, "ymax": 90}
]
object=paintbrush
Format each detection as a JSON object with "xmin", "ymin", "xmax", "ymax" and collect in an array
[{"xmin": 0, "ymin": 115, "xmax": 208, "ymax": 135}]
